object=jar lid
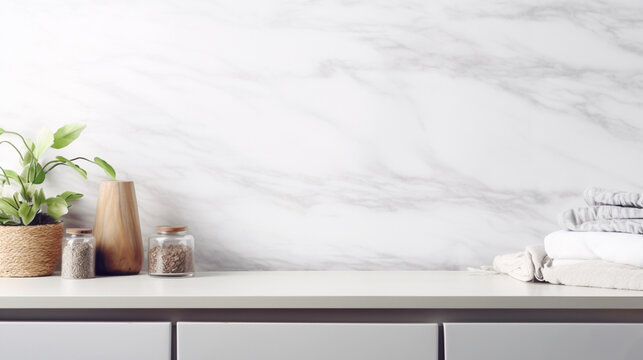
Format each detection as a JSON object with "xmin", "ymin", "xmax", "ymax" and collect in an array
[
  {"xmin": 66, "ymin": 228, "xmax": 93, "ymax": 235},
  {"xmin": 156, "ymin": 225, "xmax": 187, "ymax": 233}
]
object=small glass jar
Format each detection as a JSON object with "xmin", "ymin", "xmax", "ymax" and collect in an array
[
  {"xmin": 62, "ymin": 228, "xmax": 95, "ymax": 279},
  {"xmin": 148, "ymin": 226, "xmax": 195, "ymax": 277}
]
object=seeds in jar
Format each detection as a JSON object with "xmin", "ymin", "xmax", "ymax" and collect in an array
[
  {"xmin": 149, "ymin": 244, "xmax": 194, "ymax": 274},
  {"xmin": 62, "ymin": 241, "xmax": 95, "ymax": 279}
]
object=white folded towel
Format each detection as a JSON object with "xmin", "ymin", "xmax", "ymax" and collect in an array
[
  {"xmin": 585, "ymin": 187, "xmax": 643, "ymax": 208},
  {"xmin": 544, "ymin": 230, "xmax": 643, "ymax": 267},
  {"xmin": 543, "ymin": 260, "xmax": 643, "ymax": 291},
  {"xmin": 492, "ymin": 245, "xmax": 549, "ymax": 282},
  {"xmin": 488, "ymin": 245, "xmax": 643, "ymax": 290},
  {"xmin": 550, "ymin": 259, "xmax": 584, "ymax": 267}
]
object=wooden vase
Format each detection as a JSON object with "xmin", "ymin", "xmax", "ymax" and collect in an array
[{"xmin": 93, "ymin": 181, "xmax": 143, "ymax": 275}]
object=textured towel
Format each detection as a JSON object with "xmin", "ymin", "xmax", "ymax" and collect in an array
[
  {"xmin": 490, "ymin": 244, "xmax": 643, "ymax": 291},
  {"xmin": 543, "ymin": 260, "xmax": 643, "ymax": 291},
  {"xmin": 550, "ymin": 259, "xmax": 584, "ymax": 267},
  {"xmin": 559, "ymin": 206, "xmax": 643, "ymax": 234},
  {"xmin": 492, "ymin": 245, "xmax": 549, "ymax": 282},
  {"xmin": 544, "ymin": 230, "xmax": 643, "ymax": 267},
  {"xmin": 568, "ymin": 219, "xmax": 643, "ymax": 234},
  {"xmin": 584, "ymin": 187, "xmax": 643, "ymax": 208},
  {"xmin": 559, "ymin": 206, "xmax": 643, "ymax": 226}
]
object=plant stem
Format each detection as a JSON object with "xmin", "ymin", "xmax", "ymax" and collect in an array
[
  {"xmin": 15, "ymin": 173, "xmax": 28, "ymax": 202},
  {"xmin": 44, "ymin": 162, "xmax": 64, "ymax": 174},
  {"xmin": 44, "ymin": 157, "xmax": 95, "ymax": 174},
  {"xmin": 42, "ymin": 159, "xmax": 61, "ymax": 172},
  {"xmin": 3, "ymin": 131, "xmax": 39, "ymax": 186},
  {"xmin": 0, "ymin": 166, "xmax": 11, "ymax": 185},
  {"xmin": 4, "ymin": 131, "xmax": 36, "ymax": 160},
  {"xmin": 0, "ymin": 141, "xmax": 24, "ymax": 161}
]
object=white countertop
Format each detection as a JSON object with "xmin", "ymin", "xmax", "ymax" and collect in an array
[{"xmin": 1, "ymin": 271, "xmax": 642, "ymax": 309}]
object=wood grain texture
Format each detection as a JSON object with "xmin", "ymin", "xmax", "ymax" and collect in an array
[{"xmin": 93, "ymin": 181, "xmax": 143, "ymax": 275}]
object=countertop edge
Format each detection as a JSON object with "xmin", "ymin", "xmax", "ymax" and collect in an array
[{"xmin": 3, "ymin": 295, "xmax": 643, "ymax": 309}]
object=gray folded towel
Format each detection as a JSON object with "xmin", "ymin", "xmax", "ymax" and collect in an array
[
  {"xmin": 559, "ymin": 206, "xmax": 643, "ymax": 234},
  {"xmin": 584, "ymin": 187, "xmax": 643, "ymax": 208},
  {"xmin": 559, "ymin": 206, "xmax": 643, "ymax": 226},
  {"xmin": 566, "ymin": 219, "xmax": 643, "ymax": 234}
]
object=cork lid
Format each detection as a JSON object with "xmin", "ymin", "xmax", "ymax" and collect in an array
[
  {"xmin": 66, "ymin": 228, "xmax": 93, "ymax": 235},
  {"xmin": 156, "ymin": 225, "xmax": 187, "ymax": 233}
]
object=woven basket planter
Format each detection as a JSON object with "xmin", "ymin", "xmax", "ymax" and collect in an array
[{"xmin": 0, "ymin": 222, "xmax": 63, "ymax": 277}]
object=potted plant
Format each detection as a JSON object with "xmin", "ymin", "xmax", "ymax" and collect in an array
[{"xmin": 0, "ymin": 124, "xmax": 115, "ymax": 277}]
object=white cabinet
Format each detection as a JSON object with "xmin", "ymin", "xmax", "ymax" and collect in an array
[
  {"xmin": 0, "ymin": 322, "xmax": 171, "ymax": 360},
  {"xmin": 444, "ymin": 323, "xmax": 643, "ymax": 360},
  {"xmin": 178, "ymin": 322, "xmax": 437, "ymax": 360}
]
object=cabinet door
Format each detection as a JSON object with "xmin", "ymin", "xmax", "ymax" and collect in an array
[
  {"xmin": 0, "ymin": 322, "xmax": 171, "ymax": 360},
  {"xmin": 445, "ymin": 323, "xmax": 643, "ymax": 360},
  {"xmin": 178, "ymin": 322, "xmax": 437, "ymax": 360}
]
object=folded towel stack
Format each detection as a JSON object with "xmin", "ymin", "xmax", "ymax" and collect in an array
[
  {"xmin": 558, "ymin": 187, "xmax": 643, "ymax": 234},
  {"xmin": 544, "ymin": 187, "xmax": 643, "ymax": 291},
  {"xmin": 490, "ymin": 187, "xmax": 643, "ymax": 291}
]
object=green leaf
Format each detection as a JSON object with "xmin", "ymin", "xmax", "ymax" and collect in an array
[
  {"xmin": 24, "ymin": 162, "xmax": 46, "ymax": 184},
  {"xmin": 34, "ymin": 127, "xmax": 53, "ymax": 159},
  {"xmin": 0, "ymin": 212, "xmax": 13, "ymax": 224},
  {"xmin": 18, "ymin": 202, "xmax": 38, "ymax": 225},
  {"xmin": 19, "ymin": 164, "xmax": 40, "ymax": 184},
  {"xmin": 25, "ymin": 138, "xmax": 35, "ymax": 152},
  {"xmin": 45, "ymin": 197, "xmax": 68, "ymax": 220},
  {"xmin": 34, "ymin": 189, "xmax": 46, "ymax": 209},
  {"xmin": 0, "ymin": 198, "xmax": 19, "ymax": 218},
  {"xmin": 93, "ymin": 157, "xmax": 116, "ymax": 180},
  {"xmin": 0, "ymin": 128, "xmax": 4, "ymax": 135},
  {"xmin": 52, "ymin": 123, "xmax": 86, "ymax": 149},
  {"xmin": 3, "ymin": 169, "xmax": 20, "ymax": 182},
  {"xmin": 21, "ymin": 184, "xmax": 35, "ymax": 202},
  {"xmin": 0, "ymin": 211, "xmax": 18, "ymax": 225},
  {"xmin": 56, "ymin": 156, "xmax": 87, "ymax": 179},
  {"xmin": 32, "ymin": 165, "xmax": 46, "ymax": 184},
  {"xmin": 57, "ymin": 191, "xmax": 83, "ymax": 204},
  {"xmin": 21, "ymin": 149, "xmax": 33, "ymax": 167}
]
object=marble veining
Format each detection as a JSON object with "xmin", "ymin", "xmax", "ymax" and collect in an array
[{"xmin": 1, "ymin": 0, "xmax": 642, "ymax": 269}]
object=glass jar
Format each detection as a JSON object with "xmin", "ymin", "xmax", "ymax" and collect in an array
[
  {"xmin": 62, "ymin": 228, "xmax": 95, "ymax": 279},
  {"xmin": 148, "ymin": 226, "xmax": 195, "ymax": 277}
]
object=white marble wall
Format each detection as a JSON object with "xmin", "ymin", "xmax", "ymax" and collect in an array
[{"xmin": 1, "ymin": 0, "xmax": 643, "ymax": 270}]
